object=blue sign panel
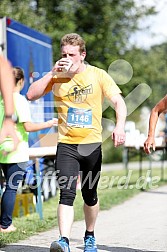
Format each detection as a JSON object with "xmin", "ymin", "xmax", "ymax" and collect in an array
[{"xmin": 6, "ymin": 18, "xmax": 54, "ymax": 146}]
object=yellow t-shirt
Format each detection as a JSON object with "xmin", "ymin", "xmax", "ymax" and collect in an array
[{"xmin": 47, "ymin": 65, "xmax": 121, "ymax": 144}]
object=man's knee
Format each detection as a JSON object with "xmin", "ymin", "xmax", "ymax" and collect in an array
[
  {"xmin": 59, "ymin": 189, "xmax": 76, "ymax": 206},
  {"xmin": 82, "ymin": 191, "xmax": 98, "ymax": 206}
]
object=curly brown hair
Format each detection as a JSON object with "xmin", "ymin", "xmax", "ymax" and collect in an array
[{"xmin": 60, "ymin": 33, "xmax": 86, "ymax": 54}]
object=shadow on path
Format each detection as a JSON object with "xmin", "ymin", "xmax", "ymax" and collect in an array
[
  {"xmin": 0, "ymin": 245, "xmax": 48, "ymax": 252},
  {"xmin": 0, "ymin": 244, "xmax": 164, "ymax": 252},
  {"xmin": 78, "ymin": 244, "xmax": 163, "ymax": 252},
  {"xmin": 143, "ymin": 190, "xmax": 167, "ymax": 195}
]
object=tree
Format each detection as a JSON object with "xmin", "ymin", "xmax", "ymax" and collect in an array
[
  {"xmin": 124, "ymin": 43, "xmax": 167, "ymax": 108},
  {"xmin": 74, "ymin": 0, "xmax": 155, "ymax": 68},
  {"xmin": 1, "ymin": 0, "xmax": 156, "ymax": 66},
  {"xmin": 0, "ymin": 0, "xmax": 47, "ymax": 32}
]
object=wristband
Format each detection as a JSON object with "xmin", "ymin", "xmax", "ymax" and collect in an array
[{"xmin": 4, "ymin": 114, "xmax": 18, "ymax": 123}]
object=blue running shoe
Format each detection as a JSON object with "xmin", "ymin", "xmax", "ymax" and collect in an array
[
  {"xmin": 84, "ymin": 235, "xmax": 97, "ymax": 252},
  {"xmin": 50, "ymin": 237, "xmax": 70, "ymax": 252}
]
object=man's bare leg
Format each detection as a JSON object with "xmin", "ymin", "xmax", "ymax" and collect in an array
[
  {"xmin": 58, "ymin": 204, "xmax": 74, "ymax": 238},
  {"xmin": 84, "ymin": 201, "xmax": 99, "ymax": 232}
]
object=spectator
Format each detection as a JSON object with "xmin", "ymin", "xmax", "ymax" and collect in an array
[
  {"xmin": 0, "ymin": 66, "xmax": 57, "ymax": 233},
  {"xmin": 144, "ymin": 95, "xmax": 167, "ymax": 154},
  {"xmin": 0, "ymin": 55, "xmax": 19, "ymax": 151}
]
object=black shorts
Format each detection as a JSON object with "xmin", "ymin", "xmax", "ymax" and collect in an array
[{"xmin": 55, "ymin": 142, "xmax": 102, "ymax": 206}]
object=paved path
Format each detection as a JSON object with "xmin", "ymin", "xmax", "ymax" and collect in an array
[
  {"xmin": 1, "ymin": 185, "xmax": 167, "ymax": 252},
  {"xmin": 102, "ymin": 161, "xmax": 167, "ymax": 172}
]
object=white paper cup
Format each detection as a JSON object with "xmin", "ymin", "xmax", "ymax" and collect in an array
[{"xmin": 61, "ymin": 60, "xmax": 73, "ymax": 73}]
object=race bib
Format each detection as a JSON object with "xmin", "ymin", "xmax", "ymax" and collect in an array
[{"xmin": 67, "ymin": 107, "xmax": 92, "ymax": 128}]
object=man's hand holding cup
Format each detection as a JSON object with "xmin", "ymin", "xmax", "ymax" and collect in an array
[{"xmin": 52, "ymin": 58, "xmax": 73, "ymax": 75}]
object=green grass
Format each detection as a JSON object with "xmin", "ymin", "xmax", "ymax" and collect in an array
[{"xmin": 0, "ymin": 167, "xmax": 166, "ymax": 247}]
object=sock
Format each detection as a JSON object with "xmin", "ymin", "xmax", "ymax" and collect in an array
[
  {"xmin": 62, "ymin": 236, "xmax": 69, "ymax": 245},
  {"xmin": 85, "ymin": 230, "xmax": 94, "ymax": 237}
]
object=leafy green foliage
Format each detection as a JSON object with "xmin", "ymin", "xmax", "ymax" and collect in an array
[
  {"xmin": 0, "ymin": 0, "xmax": 156, "ymax": 64},
  {"xmin": 0, "ymin": 0, "xmax": 47, "ymax": 32},
  {"xmin": 123, "ymin": 44, "xmax": 167, "ymax": 108},
  {"xmin": 102, "ymin": 138, "xmax": 123, "ymax": 163}
]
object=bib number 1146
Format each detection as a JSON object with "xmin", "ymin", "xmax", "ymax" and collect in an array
[{"xmin": 67, "ymin": 107, "xmax": 92, "ymax": 128}]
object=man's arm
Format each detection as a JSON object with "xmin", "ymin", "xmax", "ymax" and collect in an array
[
  {"xmin": 110, "ymin": 94, "xmax": 127, "ymax": 147},
  {"xmin": 27, "ymin": 58, "xmax": 74, "ymax": 101},
  {"xmin": 26, "ymin": 71, "xmax": 53, "ymax": 101},
  {"xmin": 144, "ymin": 95, "xmax": 167, "ymax": 154},
  {"xmin": 0, "ymin": 56, "xmax": 15, "ymax": 115},
  {"xmin": 0, "ymin": 56, "xmax": 19, "ymax": 150}
]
